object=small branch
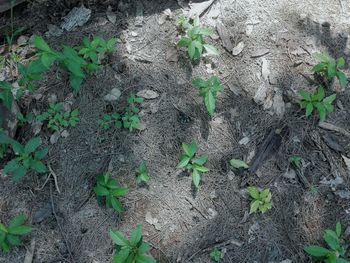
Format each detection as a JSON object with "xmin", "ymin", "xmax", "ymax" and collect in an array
[{"xmin": 319, "ymin": 122, "xmax": 350, "ymax": 138}]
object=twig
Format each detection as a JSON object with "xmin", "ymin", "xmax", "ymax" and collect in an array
[
  {"xmin": 23, "ymin": 239, "xmax": 36, "ymax": 263},
  {"xmin": 48, "ymin": 163, "xmax": 61, "ymax": 194},
  {"xmin": 50, "ymin": 183, "xmax": 73, "ymax": 261},
  {"xmin": 319, "ymin": 122, "xmax": 350, "ymax": 138},
  {"xmin": 184, "ymin": 197, "xmax": 207, "ymax": 219}
]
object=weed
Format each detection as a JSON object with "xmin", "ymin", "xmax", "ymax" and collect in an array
[
  {"xmin": 177, "ymin": 142, "xmax": 209, "ymax": 188},
  {"xmin": 299, "ymin": 86, "xmax": 336, "ymax": 122},
  {"xmin": 122, "ymin": 94, "xmax": 144, "ymax": 132},
  {"xmin": 3, "ymin": 137, "xmax": 48, "ymax": 181},
  {"xmin": 290, "ymin": 155, "xmax": 302, "ymax": 168},
  {"xmin": 229, "ymin": 159, "xmax": 249, "ymax": 170},
  {"xmin": 304, "ymin": 222, "xmax": 349, "ymax": 263},
  {"xmin": 246, "ymin": 187, "xmax": 272, "ymax": 214},
  {"xmin": 210, "ymin": 247, "xmax": 221, "ymax": 262},
  {"xmin": 109, "ymin": 225, "xmax": 155, "ymax": 263},
  {"xmin": 98, "ymin": 113, "xmax": 122, "ymax": 130},
  {"xmin": 177, "ymin": 15, "xmax": 190, "ymax": 32},
  {"xmin": 94, "ymin": 172, "xmax": 128, "ymax": 214},
  {"xmin": 0, "ymin": 214, "xmax": 32, "ymax": 253},
  {"xmin": 177, "ymin": 16, "xmax": 219, "ymax": 60},
  {"xmin": 16, "ymin": 112, "xmax": 34, "ymax": 127},
  {"xmin": 313, "ymin": 53, "xmax": 348, "ymax": 89},
  {"xmin": 37, "ymin": 103, "xmax": 79, "ymax": 132},
  {"xmin": 17, "ymin": 59, "xmax": 47, "ymax": 96},
  {"xmin": 0, "ymin": 81, "xmax": 13, "ymax": 110},
  {"xmin": 136, "ymin": 161, "xmax": 150, "ymax": 185},
  {"xmin": 192, "ymin": 76, "xmax": 223, "ymax": 116}
]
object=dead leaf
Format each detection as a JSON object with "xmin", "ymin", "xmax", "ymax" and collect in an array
[
  {"xmin": 342, "ymin": 155, "xmax": 350, "ymax": 172},
  {"xmin": 137, "ymin": 89, "xmax": 159, "ymax": 99},
  {"xmin": 106, "ymin": 6, "xmax": 116, "ymax": 24},
  {"xmin": 166, "ymin": 47, "xmax": 178, "ymax": 62}
]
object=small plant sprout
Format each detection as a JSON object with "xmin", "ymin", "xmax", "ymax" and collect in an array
[
  {"xmin": 246, "ymin": 187, "xmax": 272, "ymax": 214},
  {"xmin": 210, "ymin": 247, "xmax": 221, "ymax": 262},
  {"xmin": 313, "ymin": 53, "xmax": 348, "ymax": 89},
  {"xmin": 304, "ymin": 222, "xmax": 349, "ymax": 263},
  {"xmin": 192, "ymin": 76, "xmax": 223, "ymax": 116},
  {"xmin": 177, "ymin": 142, "xmax": 209, "ymax": 188},
  {"xmin": 94, "ymin": 173, "xmax": 129, "ymax": 214},
  {"xmin": 136, "ymin": 162, "xmax": 150, "ymax": 185},
  {"xmin": 16, "ymin": 112, "xmax": 34, "ymax": 127},
  {"xmin": 37, "ymin": 103, "xmax": 79, "ymax": 132},
  {"xmin": 290, "ymin": 155, "xmax": 302, "ymax": 168},
  {"xmin": 229, "ymin": 159, "xmax": 249, "ymax": 170},
  {"xmin": 177, "ymin": 15, "xmax": 190, "ymax": 32},
  {"xmin": 98, "ymin": 113, "xmax": 122, "ymax": 130},
  {"xmin": 177, "ymin": 16, "xmax": 219, "ymax": 60},
  {"xmin": 109, "ymin": 225, "xmax": 156, "ymax": 263},
  {"xmin": 299, "ymin": 86, "xmax": 336, "ymax": 122},
  {"xmin": 0, "ymin": 214, "xmax": 32, "ymax": 253},
  {"xmin": 0, "ymin": 81, "xmax": 13, "ymax": 110},
  {"xmin": 122, "ymin": 94, "xmax": 144, "ymax": 132},
  {"xmin": 3, "ymin": 137, "xmax": 48, "ymax": 181}
]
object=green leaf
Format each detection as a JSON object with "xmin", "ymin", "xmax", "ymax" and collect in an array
[
  {"xmin": 11, "ymin": 166, "xmax": 27, "ymax": 181},
  {"xmin": 182, "ymin": 142, "xmax": 197, "ymax": 158},
  {"xmin": 138, "ymin": 242, "xmax": 151, "ymax": 254},
  {"xmin": 246, "ymin": 187, "xmax": 260, "ymax": 199},
  {"xmin": 130, "ymin": 225, "xmax": 142, "ymax": 246},
  {"xmin": 299, "ymin": 90, "xmax": 311, "ymax": 101},
  {"xmin": 192, "ymin": 169, "xmax": 201, "ymax": 188},
  {"xmin": 204, "ymin": 91, "xmax": 215, "ymax": 115},
  {"xmin": 34, "ymin": 148, "xmax": 49, "ymax": 160},
  {"xmin": 313, "ymin": 63, "xmax": 326, "ymax": 73},
  {"xmin": 94, "ymin": 185, "xmax": 109, "ymax": 196},
  {"xmin": 249, "ymin": 200, "xmax": 261, "ymax": 214},
  {"xmin": 70, "ymin": 75, "xmax": 83, "ymax": 93},
  {"xmin": 24, "ymin": 137, "xmax": 41, "ymax": 153},
  {"xmin": 193, "ymin": 165, "xmax": 209, "ymax": 173},
  {"xmin": 3, "ymin": 159, "xmax": 19, "ymax": 173},
  {"xmin": 8, "ymin": 225, "xmax": 32, "ymax": 235},
  {"xmin": 109, "ymin": 229, "xmax": 130, "ymax": 246},
  {"xmin": 113, "ymin": 247, "xmax": 131, "ymax": 262},
  {"xmin": 315, "ymin": 102, "xmax": 326, "ymax": 122},
  {"xmin": 324, "ymin": 230, "xmax": 338, "ymax": 250},
  {"xmin": 188, "ymin": 41, "xmax": 196, "ymax": 59},
  {"xmin": 41, "ymin": 52, "xmax": 56, "ymax": 68},
  {"xmin": 323, "ymin": 93, "xmax": 336, "ymax": 105},
  {"xmin": 192, "ymin": 155, "xmax": 208, "ymax": 165},
  {"xmin": 336, "ymin": 71, "xmax": 348, "ymax": 88},
  {"xmin": 315, "ymin": 86, "xmax": 325, "ymax": 101},
  {"xmin": 203, "ymin": 44, "xmax": 219, "ymax": 56},
  {"xmin": 111, "ymin": 197, "xmax": 124, "ymax": 213},
  {"xmin": 336, "ymin": 57, "xmax": 345, "ymax": 67},
  {"xmin": 327, "ymin": 65, "xmax": 336, "ymax": 79},
  {"xmin": 177, "ymin": 37, "xmax": 191, "ymax": 48},
  {"xmin": 336, "ymin": 222, "xmax": 341, "ymax": 237},
  {"xmin": 30, "ymin": 160, "xmax": 47, "ymax": 173},
  {"xmin": 111, "ymin": 188, "xmax": 129, "ymax": 197},
  {"xmin": 304, "ymin": 245, "xmax": 331, "ymax": 257},
  {"xmin": 305, "ymin": 103, "xmax": 314, "ymax": 117},
  {"xmin": 32, "ymin": 36, "xmax": 51, "ymax": 52},
  {"xmin": 9, "ymin": 215, "xmax": 26, "ymax": 228},
  {"xmin": 230, "ymin": 159, "xmax": 249, "ymax": 169},
  {"xmin": 192, "ymin": 78, "xmax": 207, "ymax": 88},
  {"xmin": 198, "ymin": 28, "xmax": 213, "ymax": 36},
  {"xmin": 6, "ymin": 234, "xmax": 21, "ymax": 246}
]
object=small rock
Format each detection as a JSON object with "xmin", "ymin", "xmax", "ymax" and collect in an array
[
  {"xmin": 106, "ymin": 6, "xmax": 116, "ymax": 24},
  {"xmin": 31, "ymin": 120, "xmax": 42, "ymax": 135},
  {"xmin": 138, "ymin": 122, "xmax": 147, "ymax": 131},
  {"xmin": 130, "ymin": 31, "xmax": 138, "ymax": 37},
  {"xmin": 118, "ymin": 155, "xmax": 126, "ymax": 163},
  {"xmin": 136, "ymin": 89, "xmax": 159, "ymax": 99},
  {"xmin": 32, "ymin": 202, "xmax": 52, "ymax": 223},
  {"xmin": 227, "ymin": 171, "xmax": 235, "ymax": 180},
  {"xmin": 251, "ymin": 48, "xmax": 270, "ymax": 58},
  {"xmin": 61, "ymin": 6, "xmax": 91, "ymax": 32},
  {"xmin": 280, "ymin": 260, "xmax": 292, "ymax": 263},
  {"xmin": 232, "ymin": 42, "xmax": 245, "ymax": 56},
  {"xmin": 150, "ymin": 103, "xmax": 159, "ymax": 114},
  {"xmin": 48, "ymin": 94, "xmax": 58, "ymax": 104},
  {"xmin": 261, "ymin": 58, "xmax": 270, "ymax": 81},
  {"xmin": 239, "ymin": 136, "xmax": 250, "ymax": 145},
  {"xmin": 45, "ymin": 24, "xmax": 64, "ymax": 37},
  {"xmin": 50, "ymin": 132, "xmax": 60, "ymax": 144},
  {"xmin": 145, "ymin": 212, "xmax": 161, "ymax": 230},
  {"xmin": 104, "ymin": 88, "xmax": 121, "ymax": 102},
  {"xmin": 342, "ymin": 155, "xmax": 350, "ymax": 173},
  {"xmin": 283, "ymin": 169, "xmax": 296, "ymax": 179},
  {"xmin": 254, "ymin": 83, "xmax": 269, "ymax": 105},
  {"xmin": 245, "ymin": 25, "xmax": 253, "ymax": 36},
  {"xmin": 335, "ymin": 190, "xmax": 350, "ymax": 199},
  {"xmin": 209, "ymin": 191, "xmax": 217, "ymax": 199},
  {"xmin": 61, "ymin": 130, "xmax": 69, "ymax": 138},
  {"xmin": 272, "ymin": 93, "xmax": 285, "ymax": 117},
  {"xmin": 166, "ymin": 47, "xmax": 178, "ymax": 62},
  {"xmin": 207, "ymin": 208, "xmax": 218, "ymax": 219},
  {"xmin": 320, "ymin": 176, "xmax": 343, "ymax": 189}
]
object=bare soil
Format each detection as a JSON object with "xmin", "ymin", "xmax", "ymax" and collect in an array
[{"xmin": 1, "ymin": 0, "xmax": 350, "ymax": 263}]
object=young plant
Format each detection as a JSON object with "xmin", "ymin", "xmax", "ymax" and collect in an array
[
  {"xmin": 0, "ymin": 81, "xmax": 13, "ymax": 110},
  {"xmin": 16, "ymin": 112, "xmax": 34, "ymax": 127},
  {"xmin": 37, "ymin": 103, "xmax": 79, "ymax": 132},
  {"xmin": 246, "ymin": 187, "xmax": 272, "ymax": 214},
  {"xmin": 78, "ymin": 36, "xmax": 117, "ymax": 72},
  {"xmin": 17, "ymin": 59, "xmax": 47, "ymax": 95},
  {"xmin": 122, "ymin": 94, "xmax": 144, "ymax": 132},
  {"xmin": 136, "ymin": 162, "xmax": 150, "ymax": 185},
  {"xmin": 3, "ymin": 137, "xmax": 48, "ymax": 181},
  {"xmin": 0, "ymin": 214, "xmax": 32, "ymax": 253},
  {"xmin": 290, "ymin": 155, "xmax": 302, "ymax": 168},
  {"xmin": 177, "ymin": 15, "xmax": 190, "ymax": 32},
  {"xmin": 109, "ymin": 225, "xmax": 155, "ymax": 263},
  {"xmin": 192, "ymin": 76, "xmax": 223, "ymax": 116},
  {"xmin": 98, "ymin": 113, "xmax": 122, "ymax": 130},
  {"xmin": 177, "ymin": 142, "xmax": 209, "ymax": 188},
  {"xmin": 177, "ymin": 16, "xmax": 219, "ymax": 60},
  {"xmin": 94, "ymin": 172, "xmax": 129, "ymax": 214},
  {"xmin": 299, "ymin": 86, "xmax": 336, "ymax": 122},
  {"xmin": 210, "ymin": 247, "xmax": 221, "ymax": 262},
  {"xmin": 229, "ymin": 159, "xmax": 249, "ymax": 170},
  {"xmin": 313, "ymin": 53, "xmax": 348, "ymax": 89},
  {"xmin": 304, "ymin": 222, "xmax": 349, "ymax": 263}
]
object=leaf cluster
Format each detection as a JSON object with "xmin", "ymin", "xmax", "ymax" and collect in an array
[
  {"xmin": 210, "ymin": 247, "xmax": 221, "ymax": 262},
  {"xmin": 0, "ymin": 214, "xmax": 32, "ymax": 253},
  {"xmin": 246, "ymin": 187, "xmax": 272, "ymax": 214},
  {"xmin": 177, "ymin": 16, "xmax": 219, "ymax": 60},
  {"xmin": 109, "ymin": 225, "xmax": 155, "ymax": 263},
  {"xmin": 299, "ymin": 86, "xmax": 336, "ymax": 122},
  {"xmin": 37, "ymin": 102, "xmax": 79, "ymax": 132},
  {"xmin": 304, "ymin": 222, "xmax": 349, "ymax": 263},
  {"xmin": 136, "ymin": 162, "xmax": 150, "ymax": 185},
  {"xmin": 192, "ymin": 76, "xmax": 223, "ymax": 116},
  {"xmin": 94, "ymin": 173, "xmax": 129, "ymax": 214},
  {"xmin": 177, "ymin": 142, "xmax": 209, "ymax": 188}
]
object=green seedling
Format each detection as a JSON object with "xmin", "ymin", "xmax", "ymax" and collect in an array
[
  {"xmin": 78, "ymin": 36, "xmax": 117, "ymax": 72},
  {"xmin": 98, "ymin": 113, "xmax": 122, "ymax": 130},
  {"xmin": 177, "ymin": 16, "xmax": 219, "ymax": 60},
  {"xmin": 122, "ymin": 94, "xmax": 144, "ymax": 132},
  {"xmin": 177, "ymin": 142, "xmax": 209, "ymax": 188},
  {"xmin": 290, "ymin": 155, "xmax": 302, "ymax": 168},
  {"xmin": 3, "ymin": 137, "xmax": 48, "ymax": 181},
  {"xmin": 16, "ymin": 112, "xmax": 34, "ymax": 127},
  {"xmin": 17, "ymin": 59, "xmax": 47, "ymax": 95},
  {"xmin": 313, "ymin": 53, "xmax": 348, "ymax": 89},
  {"xmin": 136, "ymin": 162, "xmax": 150, "ymax": 185},
  {"xmin": 229, "ymin": 159, "xmax": 249, "ymax": 170},
  {"xmin": 37, "ymin": 103, "xmax": 79, "ymax": 132},
  {"xmin": 304, "ymin": 222, "xmax": 349, "ymax": 263},
  {"xmin": 210, "ymin": 247, "xmax": 221, "ymax": 262},
  {"xmin": 192, "ymin": 76, "xmax": 223, "ymax": 116},
  {"xmin": 0, "ymin": 214, "xmax": 32, "ymax": 253},
  {"xmin": 0, "ymin": 81, "xmax": 13, "ymax": 110},
  {"xmin": 246, "ymin": 187, "xmax": 272, "ymax": 214},
  {"xmin": 109, "ymin": 225, "xmax": 155, "ymax": 263},
  {"xmin": 299, "ymin": 86, "xmax": 336, "ymax": 122},
  {"xmin": 177, "ymin": 15, "xmax": 190, "ymax": 31},
  {"xmin": 94, "ymin": 172, "xmax": 129, "ymax": 214}
]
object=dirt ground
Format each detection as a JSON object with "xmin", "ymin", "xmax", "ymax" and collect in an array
[{"xmin": 1, "ymin": 0, "xmax": 350, "ymax": 262}]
